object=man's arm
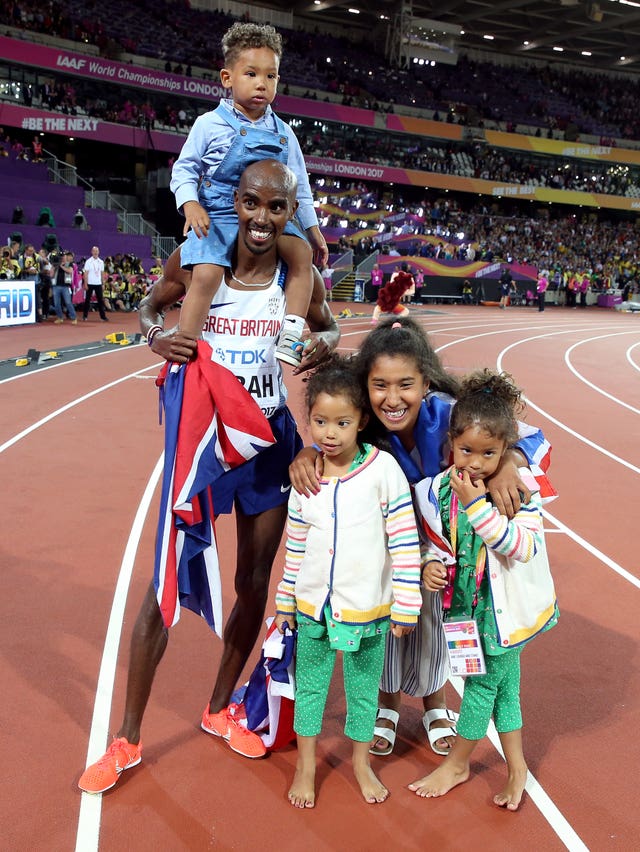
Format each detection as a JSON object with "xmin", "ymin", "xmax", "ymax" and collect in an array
[
  {"xmin": 293, "ymin": 266, "xmax": 340, "ymax": 375},
  {"xmin": 138, "ymin": 249, "xmax": 197, "ymax": 363}
]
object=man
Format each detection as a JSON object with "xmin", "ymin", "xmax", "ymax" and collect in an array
[
  {"xmin": 499, "ymin": 265, "xmax": 513, "ymax": 309},
  {"xmin": 82, "ymin": 245, "xmax": 108, "ymax": 321},
  {"xmin": 35, "ymin": 247, "xmax": 53, "ymax": 322},
  {"xmin": 0, "ymin": 247, "xmax": 20, "ymax": 279},
  {"xmin": 78, "ymin": 160, "xmax": 339, "ymax": 794},
  {"xmin": 52, "ymin": 251, "xmax": 78, "ymax": 324}
]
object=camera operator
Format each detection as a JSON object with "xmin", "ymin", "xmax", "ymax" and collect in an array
[
  {"xmin": 52, "ymin": 251, "xmax": 78, "ymax": 324},
  {"xmin": 0, "ymin": 247, "xmax": 20, "ymax": 280}
]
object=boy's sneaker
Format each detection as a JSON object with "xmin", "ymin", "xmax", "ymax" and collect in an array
[
  {"xmin": 275, "ymin": 330, "xmax": 304, "ymax": 367},
  {"xmin": 201, "ymin": 704, "xmax": 266, "ymax": 759},
  {"xmin": 78, "ymin": 736, "xmax": 142, "ymax": 794}
]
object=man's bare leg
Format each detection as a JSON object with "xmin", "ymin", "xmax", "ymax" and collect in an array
[
  {"xmin": 207, "ymin": 504, "xmax": 287, "ymax": 713},
  {"xmin": 117, "ymin": 582, "xmax": 169, "ymax": 745}
]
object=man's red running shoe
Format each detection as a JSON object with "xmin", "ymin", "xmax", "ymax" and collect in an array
[
  {"xmin": 78, "ymin": 737, "xmax": 142, "ymax": 794},
  {"xmin": 201, "ymin": 703, "xmax": 266, "ymax": 759}
]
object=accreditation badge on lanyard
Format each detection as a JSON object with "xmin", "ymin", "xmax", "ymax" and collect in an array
[{"xmin": 441, "ymin": 489, "xmax": 487, "ymax": 677}]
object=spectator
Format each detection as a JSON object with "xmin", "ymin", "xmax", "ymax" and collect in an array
[
  {"xmin": 82, "ymin": 245, "xmax": 109, "ymax": 322},
  {"xmin": 0, "ymin": 247, "xmax": 20, "ymax": 279},
  {"xmin": 52, "ymin": 251, "xmax": 78, "ymax": 324},
  {"xmin": 36, "ymin": 248, "xmax": 53, "ymax": 322}
]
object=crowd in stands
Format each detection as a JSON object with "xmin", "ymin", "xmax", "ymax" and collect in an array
[
  {"xmin": 318, "ymin": 179, "xmax": 640, "ymax": 290},
  {"xmin": 6, "ymin": 70, "xmax": 640, "ymax": 203},
  {"xmin": 3, "ymin": 0, "xmax": 640, "ymax": 302},
  {"xmin": 6, "ymin": 65, "xmax": 640, "ymax": 201},
  {"xmin": 297, "ymin": 122, "xmax": 640, "ymax": 198},
  {"xmin": 6, "ymin": 0, "xmax": 640, "ymax": 142}
]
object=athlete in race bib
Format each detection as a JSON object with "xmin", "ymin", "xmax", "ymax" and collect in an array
[{"xmin": 78, "ymin": 160, "xmax": 339, "ymax": 794}]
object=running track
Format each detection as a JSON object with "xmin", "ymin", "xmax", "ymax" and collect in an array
[{"xmin": 1, "ymin": 303, "xmax": 638, "ymax": 851}]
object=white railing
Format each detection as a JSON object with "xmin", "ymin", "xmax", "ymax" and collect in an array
[{"xmin": 43, "ymin": 149, "xmax": 177, "ymax": 258}]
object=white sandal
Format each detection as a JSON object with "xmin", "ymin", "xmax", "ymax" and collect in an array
[
  {"xmin": 369, "ymin": 708, "xmax": 400, "ymax": 756},
  {"xmin": 422, "ymin": 708, "xmax": 458, "ymax": 756}
]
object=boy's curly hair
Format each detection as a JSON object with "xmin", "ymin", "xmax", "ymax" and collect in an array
[
  {"xmin": 222, "ymin": 23, "xmax": 283, "ymax": 66},
  {"xmin": 450, "ymin": 369, "xmax": 524, "ymax": 447}
]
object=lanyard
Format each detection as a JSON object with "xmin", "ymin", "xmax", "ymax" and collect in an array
[{"xmin": 442, "ymin": 488, "xmax": 486, "ymax": 616}]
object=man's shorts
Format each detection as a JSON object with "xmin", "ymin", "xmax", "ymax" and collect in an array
[{"xmin": 212, "ymin": 406, "xmax": 302, "ymax": 516}]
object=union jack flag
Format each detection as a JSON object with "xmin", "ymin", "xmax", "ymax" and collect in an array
[
  {"xmin": 230, "ymin": 617, "xmax": 296, "ymax": 751},
  {"xmin": 154, "ymin": 341, "xmax": 275, "ymax": 635},
  {"xmin": 515, "ymin": 423, "xmax": 557, "ymax": 502}
]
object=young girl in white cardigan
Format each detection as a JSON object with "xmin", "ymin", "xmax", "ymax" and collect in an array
[
  {"xmin": 415, "ymin": 369, "xmax": 558, "ymax": 810},
  {"xmin": 274, "ymin": 355, "xmax": 422, "ymax": 809}
]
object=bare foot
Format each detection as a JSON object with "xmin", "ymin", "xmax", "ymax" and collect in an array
[
  {"xmin": 288, "ymin": 766, "xmax": 316, "ymax": 809},
  {"xmin": 408, "ymin": 760, "xmax": 470, "ymax": 798},
  {"xmin": 353, "ymin": 762, "xmax": 389, "ymax": 804},
  {"xmin": 493, "ymin": 765, "xmax": 528, "ymax": 811}
]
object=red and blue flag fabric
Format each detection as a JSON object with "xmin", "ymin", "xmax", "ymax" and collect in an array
[
  {"xmin": 230, "ymin": 617, "xmax": 296, "ymax": 751},
  {"xmin": 154, "ymin": 340, "xmax": 275, "ymax": 636},
  {"xmin": 514, "ymin": 423, "xmax": 556, "ymax": 502}
]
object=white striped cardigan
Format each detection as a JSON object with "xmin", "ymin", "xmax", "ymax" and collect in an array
[{"xmin": 275, "ymin": 446, "xmax": 422, "ymax": 627}]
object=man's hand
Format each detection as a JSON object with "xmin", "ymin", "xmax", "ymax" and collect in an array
[
  {"xmin": 151, "ymin": 326, "xmax": 198, "ymax": 363},
  {"xmin": 450, "ymin": 468, "xmax": 487, "ymax": 507},
  {"xmin": 289, "ymin": 446, "xmax": 323, "ymax": 496},
  {"xmin": 292, "ymin": 332, "xmax": 333, "ymax": 375},
  {"xmin": 182, "ymin": 201, "xmax": 210, "ymax": 239}
]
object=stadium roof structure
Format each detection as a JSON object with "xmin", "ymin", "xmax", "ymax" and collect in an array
[{"xmin": 260, "ymin": 0, "xmax": 640, "ymax": 72}]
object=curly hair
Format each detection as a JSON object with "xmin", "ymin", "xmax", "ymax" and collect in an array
[
  {"xmin": 304, "ymin": 353, "xmax": 367, "ymax": 416},
  {"xmin": 376, "ymin": 271, "xmax": 412, "ymax": 313},
  {"xmin": 221, "ymin": 23, "xmax": 283, "ymax": 66},
  {"xmin": 449, "ymin": 369, "xmax": 523, "ymax": 446}
]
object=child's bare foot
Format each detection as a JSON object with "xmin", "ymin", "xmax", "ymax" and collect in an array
[
  {"xmin": 408, "ymin": 760, "xmax": 470, "ymax": 798},
  {"xmin": 353, "ymin": 762, "xmax": 389, "ymax": 804},
  {"xmin": 288, "ymin": 766, "xmax": 316, "ymax": 809},
  {"xmin": 493, "ymin": 764, "xmax": 528, "ymax": 811}
]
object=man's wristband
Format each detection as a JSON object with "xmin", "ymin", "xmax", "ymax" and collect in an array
[{"xmin": 146, "ymin": 324, "xmax": 163, "ymax": 347}]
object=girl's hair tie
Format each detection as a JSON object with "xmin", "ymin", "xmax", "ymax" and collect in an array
[{"xmin": 391, "ymin": 322, "xmax": 402, "ymax": 329}]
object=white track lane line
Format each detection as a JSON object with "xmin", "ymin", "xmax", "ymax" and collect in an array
[
  {"xmin": 564, "ymin": 333, "xmax": 640, "ymax": 414},
  {"xmin": 0, "ymin": 340, "xmax": 148, "ymax": 385},
  {"xmin": 75, "ymin": 455, "xmax": 164, "ymax": 852},
  {"xmin": 542, "ymin": 507, "xmax": 640, "ymax": 589},
  {"xmin": 448, "ymin": 677, "xmax": 589, "ymax": 852},
  {"xmin": 75, "ymin": 317, "xmax": 631, "ymax": 850},
  {"xmin": 0, "ymin": 360, "xmax": 162, "ymax": 455},
  {"xmin": 493, "ymin": 330, "xmax": 640, "ymax": 475},
  {"xmin": 626, "ymin": 340, "xmax": 640, "ymax": 372}
]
